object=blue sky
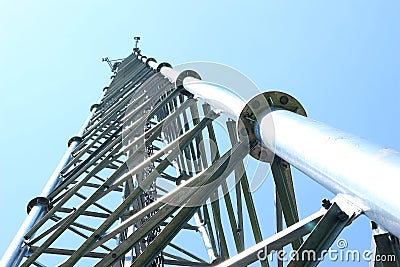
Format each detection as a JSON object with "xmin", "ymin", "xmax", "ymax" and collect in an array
[{"xmin": 0, "ymin": 1, "xmax": 399, "ymax": 266}]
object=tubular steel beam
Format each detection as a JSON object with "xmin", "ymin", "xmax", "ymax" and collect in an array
[
  {"xmin": 371, "ymin": 226, "xmax": 400, "ymax": 267},
  {"xmin": 287, "ymin": 202, "xmax": 352, "ymax": 267},
  {"xmin": 141, "ymin": 52, "xmax": 400, "ymax": 239},
  {"xmin": 132, "ymin": 141, "xmax": 250, "ymax": 267},
  {"xmin": 270, "ymin": 156, "xmax": 302, "ymax": 250},
  {"xmin": 96, "ymin": 142, "xmax": 246, "ymax": 266},
  {"xmin": 21, "ymin": 110, "xmax": 218, "ymax": 267},
  {"xmin": 24, "ymin": 85, "xmax": 181, "ymax": 241},
  {"xmin": 214, "ymin": 210, "xmax": 325, "ymax": 267},
  {"xmin": 28, "ymin": 246, "xmax": 107, "ymax": 259},
  {"xmin": 0, "ymin": 78, "xmax": 109, "ymax": 267},
  {"xmin": 226, "ymin": 120, "xmax": 263, "ymax": 245},
  {"xmin": 259, "ymin": 108, "xmax": 400, "ymax": 238},
  {"xmin": 203, "ymin": 106, "xmax": 243, "ymax": 255},
  {"xmin": 61, "ymin": 111, "xmax": 218, "ymax": 266},
  {"xmin": 6, "ymin": 47, "xmax": 400, "ymax": 267}
]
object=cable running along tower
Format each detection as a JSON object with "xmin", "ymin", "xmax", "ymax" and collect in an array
[{"xmin": 2, "ymin": 40, "xmax": 400, "ymax": 267}]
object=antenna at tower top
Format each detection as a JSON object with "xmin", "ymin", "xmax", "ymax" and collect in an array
[{"xmin": 134, "ymin": 36, "xmax": 141, "ymax": 52}]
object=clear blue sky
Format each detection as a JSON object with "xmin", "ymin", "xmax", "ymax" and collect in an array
[{"xmin": 0, "ymin": 1, "xmax": 399, "ymax": 266}]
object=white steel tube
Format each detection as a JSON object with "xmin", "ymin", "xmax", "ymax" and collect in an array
[
  {"xmin": 142, "ymin": 53, "xmax": 400, "ymax": 238},
  {"xmin": 258, "ymin": 109, "xmax": 400, "ymax": 238},
  {"xmin": 0, "ymin": 84, "xmax": 108, "ymax": 267},
  {"xmin": 183, "ymin": 77, "xmax": 246, "ymax": 120},
  {"xmin": 139, "ymin": 52, "xmax": 246, "ymax": 120}
]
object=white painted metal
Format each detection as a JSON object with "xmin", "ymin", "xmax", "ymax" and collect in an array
[
  {"xmin": 259, "ymin": 109, "xmax": 400, "ymax": 238},
  {"xmin": 142, "ymin": 52, "xmax": 400, "ymax": 239},
  {"xmin": 0, "ymin": 81, "xmax": 109, "ymax": 267}
]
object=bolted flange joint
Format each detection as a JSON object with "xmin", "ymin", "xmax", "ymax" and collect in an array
[
  {"xmin": 156, "ymin": 62, "xmax": 172, "ymax": 73},
  {"xmin": 90, "ymin": 103, "xmax": 101, "ymax": 112},
  {"xmin": 237, "ymin": 91, "xmax": 307, "ymax": 162},
  {"xmin": 176, "ymin": 70, "xmax": 201, "ymax": 88},
  {"xmin": 68, "ymin": 136, "xmax": 83, "ymax": 147},
  {"xmin": 146, "ymin": 57, "xmax": 157, "ymax": 64},
  {"xmin": 176, "ymin": 70, "xmax": 201, "ymax": 97},
  {"xmin": 27, "ymin": 196, "xmax": 51, "ymax": 214}
]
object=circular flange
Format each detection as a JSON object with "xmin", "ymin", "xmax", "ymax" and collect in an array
[
  {"xmin": 146, "ymin": 58, "xmax": 157, "ymax": 64},
  {"xmin": 90, "ymin": 103, "xmax": 101, "ymax": 112},
  {"xmin": 262, "ymin": 91, "xmax": 306, "ymax": 116},
  {"xmin": 27, "ymin": 196, "xmax": 50, "ymax": 214},
  {"xmin": 140, "ymin": 56, "xmax": 148, "ymax": 62},
  {"xmin": 238, "ymin": 91, "xmax": 306, "ymax": 162},
  {"xmin": 176, "ymin": 70, "xmax": 201, "ymax": 88},
  {"xmin": 68, "ymin": 136, "xmax": 83, "ymax": 147},
  {"xmin": 157, "ymin": 62, "xmax": 172, "ymax": 72},
  {"xmin": 103, "ymin": 86, "xmax": 109, "ymax": 92}
]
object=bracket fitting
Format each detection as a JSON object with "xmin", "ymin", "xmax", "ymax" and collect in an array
[
  {"xmin": 237, "ymin": 91, "xmax": 306, "ymax": 162},
  {"xmin": 156, "ymin": 62, "xmax": 172, "ymax": 73},
  {"xmin": 27, "ymin": 197, "xmax": 51, "ymax": 214},
  {"xmin": 68, "ymin": 136, "xmax": 83, "ymax": 147}
]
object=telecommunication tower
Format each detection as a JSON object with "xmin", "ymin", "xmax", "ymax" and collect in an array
[{"xmin": 1, "ymin": 40, "xmax": 400, "ymax": 267}]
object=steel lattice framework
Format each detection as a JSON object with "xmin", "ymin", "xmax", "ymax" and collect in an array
[{"xmin": 2, "ymin": 46, "xmax": 400, "ymax": 267}]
